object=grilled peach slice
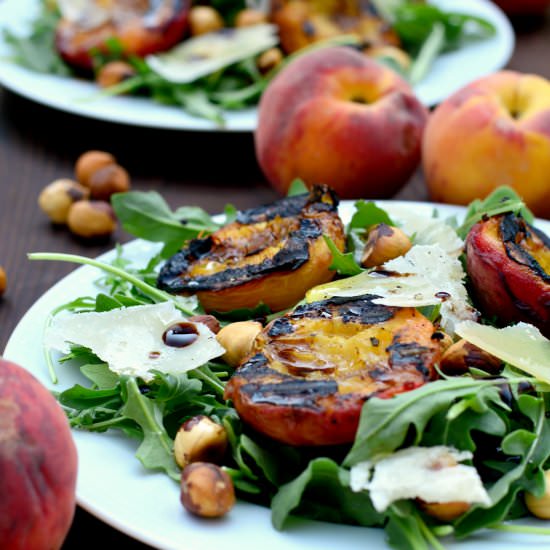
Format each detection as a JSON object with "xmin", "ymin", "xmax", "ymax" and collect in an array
[
  {"xmin": 157, "ymin": 185, "xmax": 345, "ymax": 314},
  {"xmin": 465, "ymin": 213, "xmax": 550, "ymax": 337},
  {"xmin": 224, "ymin": 295, "xmax": 442, "ymax": 446},
  {"xmin": 55, "ymin": 0, "xmax": 191, "ymax": 70},
  {"xmin": 270, "ymin": 0, "xmax": 401, "ymax": 54}
]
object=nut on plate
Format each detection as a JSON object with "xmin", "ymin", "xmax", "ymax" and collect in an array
[
  {"xmin": 440, "ymin": 339, "xmax": 503, "ymax": 375},
  {"xmin": 181, "ymin": 462, "xmax": 235, "ymax": 518},
  {"xmin": 67, "ymin": 200, "xmax": 117, "ymax": 239},
  {"xmin": 0, "ymin": 265, "xmax": 6, "ymax": 296},
  {"xmin": 188, "ymin": 6, "xmax": 224, "ymax": 36},
  {"xmin": 525, "ymin": 470, "xmax": 550, "ymax": 519},
  {"xmin": 360, "ymin": 224, "xmax": 412, "ymax": 268},
  {"xmin": 174, "ymin": 415, "xmax": 228, "ymax": 469},
  {"xmin": 96, "ymin": 61, "xmax": 137, "ymax": 88},
  {"xmin": 75, "ymin": 150, "xmax": 116, "ymax": 187},
  {"xmin": 38, "ymin": 178, "xmax": 90, "ymax": 224},
  {"xmin": 216, "ymin": 321, "xmax": 263, "ymax": 367},
  {"xmin": 418, "ymin": 500, "xmax": 471, "ymax": 522},
  {"xmin": 235, "ymin": 8, "xmax": 268, "ymax": 27},
  {"xmin": 257, "ymin": 48, "xmax": 284, "ymax": 73}
]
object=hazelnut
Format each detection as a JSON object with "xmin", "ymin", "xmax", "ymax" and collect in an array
[
  {"xmin": 181, "ymin": 462, "xmax": 235, "ymax": 518},
  {"xmin": 96, "ymin": 60, "xmax": 137, "ymax": 88},
  {"xmin": 418, "ymin": 500, "xmax": 471, "ymax": 522},
  {"xmin": 88, "ymin": 164, "xmax": 131, "ymax": 201},
  {"xmin": 188, "ymin": 315, "xmax": 221, "ymax": 334},
  {"xmin": 440, "ymin": 339, "xmax": 503, "ymax": 375},
  {"xmin": 75, "ymin": 150, "xmax": 117, "ymax": 187},
  {"xmin": 174, "ymin": 415, "xmax": 228, "ymax": 469},
  {"xmin": 525, "ymin": 470, "xmax": 550, "ymax": 519},
  {"xmin": 360, "ymin": 224, "xmax": 412, "ymax": 268},
  {"xmin": 0, "ymin": 266, "xmax": 6, "ymax": 296},
  {"xmin": 257, "ymin": 47, "xmax": 284, "ymax": 73},
  {"xmin": 38, "ymin": 178, "xmax": 90, "ymax": 224},
  {"xmin": 235, "ymin": 9, "xmax": 268, "ymax": 27},
  {"xmin": 189, "ymin": 6, "xmax": 224, "ymax": 36},
  {"xmin": 67, "ymin": 200, "xmax": 117, "ymax": 239},
  {"xmin": 216, "ymin": 320, "xmax": 263, "ymax": 367}
]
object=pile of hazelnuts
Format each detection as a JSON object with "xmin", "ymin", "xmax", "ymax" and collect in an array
[{"xmin": 38, "ymin": 150, "xmax": 130, "ymax": 239}]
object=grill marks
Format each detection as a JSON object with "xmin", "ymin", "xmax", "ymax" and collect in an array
[{"xmin": 224, "ymin": 295, "xmax": 442, "ymax": 446}]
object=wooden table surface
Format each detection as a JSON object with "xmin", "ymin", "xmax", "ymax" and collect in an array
[{"xmin": 1, "ymin": 8, "xmax": 549, "ymax": 549}]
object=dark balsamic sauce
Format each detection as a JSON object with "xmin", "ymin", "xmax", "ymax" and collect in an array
[{"xmin": 162, "ymin": 322, "xmax": 199, "ymax": 348}]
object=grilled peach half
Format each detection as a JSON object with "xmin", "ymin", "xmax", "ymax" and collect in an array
[
  {"xmin": 55, "ymin": 0, "xmax": 191, "ymax": 70},
  {"xmin": 157, "ymin": 185, "xmax": 345, "ymax": 314},
  {"xmin": 465, "ymin": 213, "xmax": 550, "ymax": 337},
  {"xmin": 224, "ymin": 295, "xmax": 442, "ymax": 446}
]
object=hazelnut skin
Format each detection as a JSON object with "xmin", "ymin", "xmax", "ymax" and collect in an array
[
  {"xmin": 257, "ymin": 48, "xmax": 284, "ymax": 73},
  {"xmin": 75, "ymin": 150, "xmax": 117, "ymax": 187},
  {"xmin": 0, "ymin": 266, "xmax": 6, "ymax": 296},
  {"xmin": 216, "ymin": 320, "xmax": 263, "ymax": 367},
  {"xmin": 67, "ymin": 200, "xmax": 117, "ymax": 239},
  {"xmin": 174, "ymin": 415, "xmax": 228, "ymax": 468},
  {"xmin": 419, "ymin": 500, "xmax": 471, "ymax": 522},
  {"xmin": 38, "ymin": 178, "xmax": 90, "ymax": 224},
  {"xmin": 525, "ymin": 470, "xmax": 550, "ymax": 519},
  {"xmin": 361, "ymin": 224, "xmax": 412, "ymax": 268},
  {"xmin": 235, "ymin": 9, "xmax": 268, "ymax": 27},
  {"xmin": 188, "ymin": 315, "xmax": 221, "ymax": 334},
  {"xmin": 440, "ymin": 339, "xmax": 503, "ymax": 375},
  {"xmin": 88, "ymin": 164, "xmax": 131, "ymax": 201},
  {"xmin": 181, "ymin": 462, "xmax": 235, "ymax": 518},
  {"xmin": 96, "ymin": 61, "xmax": 137, "ymax": 88},
  {"xmin": 189, "ymin": 6, "xmax": 224, "ymax": 36}
]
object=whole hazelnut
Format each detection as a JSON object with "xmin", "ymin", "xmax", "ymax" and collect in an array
[
  {"xmin": 216, "ymin": 320, "xmax": 263, "ymax": 367},
  {"xmin": 235, "ymin": 9, "xmax": 268, "ymax": 27},
  {"xmin": 0, "ymin": 266, "xmax": 6, "ymax": 297},
  {"xmin": 360, "ymin": 224, "xmax": 412, "ymax": 268},
  {"xmin": 67, "ymin": 200, "xmax": 117, "ymax": 239},
  {"xmin": 526, "ymin": 470, "xmax": 550, "ymax": 519},
  {"xmin": 181, "ymin": 462, "xmax": 235, "ymax": 518},
  {"xmin": 88, "ymin": 164, "xmax": 131, "ymax": 201},
  {"xmin": 96, "ymin": 61, "xmax": 137, "ymax": 88},
  {"xmin": 257, "ymin": 48, "xmax": 284, "ymax": 73},
  {"xmin": 38, "ymin": 178, "xmax": 90, "ymax": 224},
  {"xmin": 189, "ymin": 6, "xmax": 224, "ymax": 36},
  {"xmin": 174, "ymin": 415, "xmax": 228, "ymax": 469},
  {"xmin": 440, "ymin": 339, "xmax": 503, "ymax": 375},
  {"xmin": 75, "ymin": 150, "xmax": 117, "ymax": 187}
]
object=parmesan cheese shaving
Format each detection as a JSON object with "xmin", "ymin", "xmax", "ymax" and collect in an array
[
  {"xmin": 350, "ymin": 446, "xmax": 491, "ymax": 512},
  {"xmin": 45, "ymin": 302, "xmax": 225, "ymax": 382}
]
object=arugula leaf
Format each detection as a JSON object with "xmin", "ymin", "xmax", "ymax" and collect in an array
[
  {"xmin": 349, "ymin": 200, "xmax": 396, "ymax": 231},
  {"xmin": 271, "ymin": 458, "xmax": 384, "ymax": 530},
  {"xmin": 324, "ymin": 236, "xmax": 363, "ymax": 276},
  {"xmin": 111, "ymin": 190, "xmax": 221, "ymax": 256},
  {"xmin": 457, "ymin": 186, "xmax": 534, "ymax": 239},
  {"xmin": 286, "ymin": 179, "xmax": 309, "ymax": 197},
  {"xmin": 344, "ymin": 378, "xmax": 507, "ymax": 466},
  {"xmin": 80, "ymin": 363, "xmax": 120, "ymax": 389},
  {"xmin": 121, "ymin": 377, "xmax": 180, "ymax": 481}
]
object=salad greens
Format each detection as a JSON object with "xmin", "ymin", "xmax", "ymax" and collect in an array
[
  {"xmin": 3, "ymin": 0, "xmax": 496, "ymax": 124},
  {"xmin": 28, "ymin": 185, "xmax": 550, "ymax": 549}
]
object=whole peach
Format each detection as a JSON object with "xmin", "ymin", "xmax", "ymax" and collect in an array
[
  {"xmin": 423, "ymin": 71, "xmax": 550, "ymax": 219},
  {"xmin": 254, "ymin": 46, "xmax": 428, "ymax": 199},
  {"xmin": 0, "ymin": 358, "xmax": 78, "ymax": 550}
]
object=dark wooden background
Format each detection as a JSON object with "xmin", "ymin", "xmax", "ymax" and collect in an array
[{"xmin": 1, "ymin": 8, "xmax": 549, "ymax": 549}]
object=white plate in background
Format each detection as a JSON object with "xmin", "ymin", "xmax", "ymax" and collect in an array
[{"xmin": 0, "ymin": 0, "xmax": 514, "ymax": 131}]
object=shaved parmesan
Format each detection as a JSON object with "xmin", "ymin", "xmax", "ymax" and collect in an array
[
  {"xmin": 455, "ymin": 321, "xmax": 550, "ymax": 383},
  {"xmin": 350, "ymin": 446, "xmax": 491, "ymax": 512},
  {"xmin": 307, "ymin": 245, "xmax": 477, "ymax": 334},
  {"xmin": 146, "ymin": 24, "xmax": 279, "ymax": 83},
  {"xmin": 45, "ymin": 302, "xmax": 225, "ymax": 382}
]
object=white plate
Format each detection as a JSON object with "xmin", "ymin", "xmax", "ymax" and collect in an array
[
  {"xmin": 0, "ymin": 0, "xmax": 514, "ymax": 132},
  {"xmin": 3, "ymin": 200, "xmax": 550, "ymax": 550}
]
